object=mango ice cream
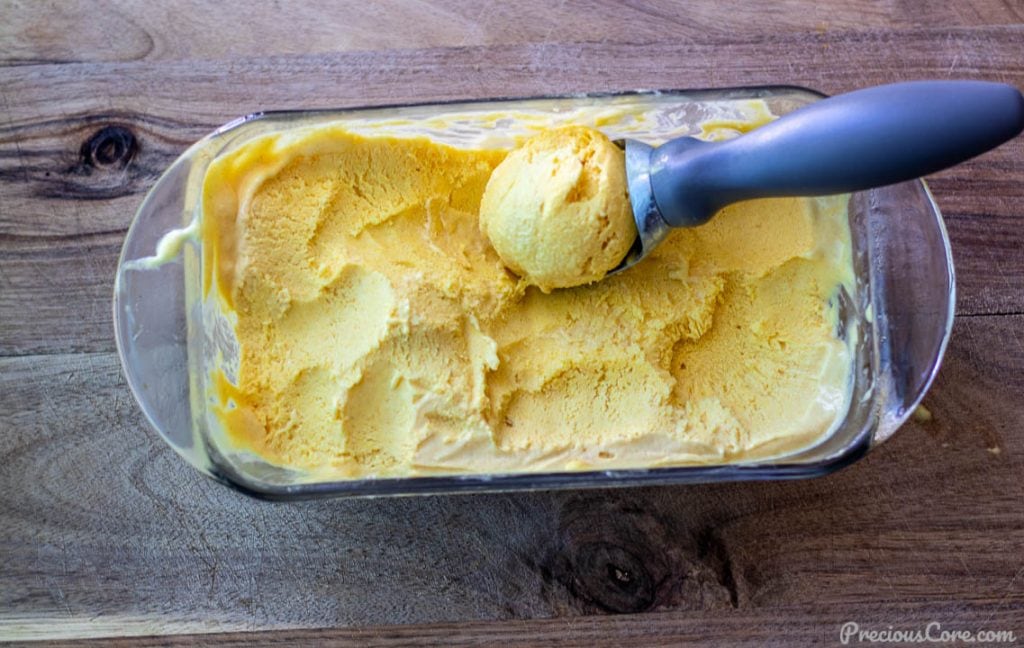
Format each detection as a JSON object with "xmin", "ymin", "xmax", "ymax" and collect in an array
[
  {"xmin": 201, "ymin": 105, "xmax": 854, "ymax": 479},
  {"xmin": 480, "ymin": 126, "xmax": 636, "ymax": 290}
]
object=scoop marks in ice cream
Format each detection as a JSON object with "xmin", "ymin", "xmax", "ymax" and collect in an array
[
  {"xmin": 201, "ymin": 114, "xmax": 854, "ymax": 479},
  {"xmin": 479, "ymin": 126, "xmax": 636, "ymax": 291}
]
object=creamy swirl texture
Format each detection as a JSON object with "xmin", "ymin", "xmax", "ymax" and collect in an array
[{"xmin": 202, "ymin": 107, "xmax": 854, "ymax": 479}]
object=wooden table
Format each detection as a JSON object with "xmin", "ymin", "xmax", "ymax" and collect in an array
[{"xmin": 2, "ymin": 2, "xmax": 1023, "ymax": 644}]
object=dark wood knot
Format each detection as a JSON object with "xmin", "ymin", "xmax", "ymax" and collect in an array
[
  {"xmin": 81, "ymin": 125, "xmax": 137, "ymax": 168},
  {"xmin": 542, "ymin": 498, "xmax": 671, "ymax": 614},
  {"xmin": 534, "ymin": 496, "xmax": 742, "ymax": 614},
  {"xmin": 570, "ymin": 541, "xmax": 655, "ymax": 613}
]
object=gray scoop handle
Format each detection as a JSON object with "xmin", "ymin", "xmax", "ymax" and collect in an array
[{"xmin": 650, "ymin": 81, "xmax": 1024, "ymax": 227}]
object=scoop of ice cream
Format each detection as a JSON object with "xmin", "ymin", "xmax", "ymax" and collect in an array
[{"xmin": 479, "ymin": 126, "xmax": 636, "ymax": 292}]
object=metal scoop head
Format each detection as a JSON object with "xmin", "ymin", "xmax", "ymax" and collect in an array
[{"xmin": 609, "ymin": 139, "xmax": 671, "ymax": 275}]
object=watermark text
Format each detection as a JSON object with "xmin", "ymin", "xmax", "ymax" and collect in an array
[{"xmin": 839, "ymin": 621, "xmax": 1016, "ymax": 644}]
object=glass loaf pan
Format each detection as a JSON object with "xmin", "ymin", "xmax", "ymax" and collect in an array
[{"xmin": 113, "ymin": 86, "xmax": 954, "ymax": 499}]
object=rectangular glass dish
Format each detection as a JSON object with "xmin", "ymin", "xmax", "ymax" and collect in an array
[{"xmin": 113, "ymin": 86, "xmax": 954, "ymax": 499}]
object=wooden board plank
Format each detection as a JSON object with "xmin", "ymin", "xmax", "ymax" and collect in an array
[
  {"xmin": 2, "ymin": 0, "xmax": 1021, "ymax": 66},
  {"xmin": 3, "ymin": 28, "xmax": 1024, "ymax": 131},
  {"xmin": 30, "ymin": 601, "xmax": 1024, "ymax": 648},
  {"xmin": 1, "ymin": 315, "xmax": 1021, "ymax": 641}
]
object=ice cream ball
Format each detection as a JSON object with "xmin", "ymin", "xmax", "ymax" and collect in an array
[{"xmin": 480, "ymin": 126, "xmax": 637, "ymax": 291}]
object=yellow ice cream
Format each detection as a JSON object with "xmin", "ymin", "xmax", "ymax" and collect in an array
[
  {"xmin": 202, "ymin": 112, "xmax": 854, "ymax": 479},
  {"xmin": 479, "ymin": 126, "xmax": 635, "ymax": 291}
]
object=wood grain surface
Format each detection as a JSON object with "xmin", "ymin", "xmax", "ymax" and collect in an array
[{"xmin": 2, "ymin": 1, "xmax": 1023, "ymax": 644}]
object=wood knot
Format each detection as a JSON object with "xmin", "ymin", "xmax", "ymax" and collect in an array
[
  {"xmin": 569, "ymin": 541, "xmax": 655, "ymax": 613},
  {"xmin": 530, "ymin": 495, "xmax": 742, "ymax": 614},
  {"xmin": 541, "ymin": 498, "xmax": 670, "ymax": 614},
  {"xmin": 81, "ymin": 125, "xmax": 137, "ymax": 168}
]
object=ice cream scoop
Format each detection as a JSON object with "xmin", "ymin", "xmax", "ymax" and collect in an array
[{"xmin": 615, "ymin": 80, "xmax": 1024, "ymax": 274}]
